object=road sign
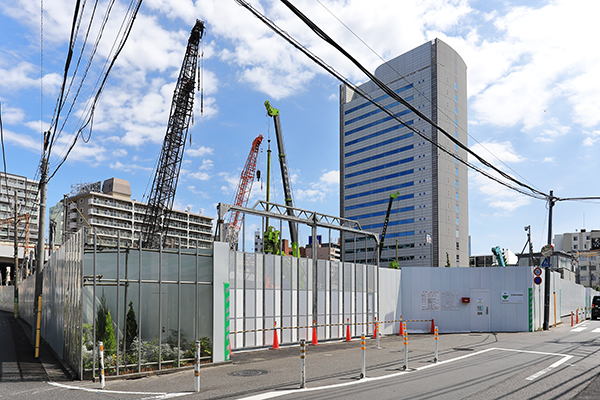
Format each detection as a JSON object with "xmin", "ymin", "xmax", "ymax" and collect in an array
[
  {"xmin": 541, "ymin": 258, "xmax": 550, "ymax": 268},
  {"xmin": 534, "ymin": 276, "xmax": 542, "ymax": 285},
  {"xmin": 541, "ymin": 244, "xmax": 554, "ymax": 258},
  {"xmin": 534, "ymin": 267, "xmax": 542, "ymax": 276}
]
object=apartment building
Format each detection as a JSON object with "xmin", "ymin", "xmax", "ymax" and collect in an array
[{"xmin": 63, "ymin": 178, "xmax": 213, "ymax": 249}]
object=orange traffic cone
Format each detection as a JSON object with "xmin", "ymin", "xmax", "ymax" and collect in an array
[
  {"xmin": 345, "ymin": 318, "xmax": 351, "ymax": 342},
  {"xmin": 373, "ymin": 317, "xmax": 378, "ymax": 339},
  {"xmin": 271, "ymin": 321, "xmax": 280, "ymax": 350},
  {"xmin": 430, "ymin": 319, "xmax": 435, "ymax": 334},
  {"xmin": 310, "ymin": 320, "xmax": 319, "ymax": 346}
]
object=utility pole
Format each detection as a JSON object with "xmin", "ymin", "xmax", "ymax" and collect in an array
[
  {"xmin": 543, "ymin": 190, "xmax": 555, "ymax": 331},
  {"xmin": 13, "ymin": 191, "xmax": 19, "ymax": 318},
  {"xmin": 34, "ymin": 133, "xmax": 49, "ymax": 346}
]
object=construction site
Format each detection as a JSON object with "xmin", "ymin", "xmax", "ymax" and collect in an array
[{"xmin": 0, "ymin": 2, "xmax": 599, "ymax": 391}]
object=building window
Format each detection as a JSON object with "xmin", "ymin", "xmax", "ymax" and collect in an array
[
  {"xmin": 456, "ymin": 242, "xmax": 460, "ymax": 250},
  {"xmin": 581, "ymin": 266, "xmax": 587, "ymax": 271},
  {"xmin": 574, "ymin": 237, "xmax": 578, "ymax": 241},
  {"xmin": 456, "ymin": 254, "xmax": 460, "ymax": 262},
  {"xmin": 573, "ymin": 245, "xmax": 578, "ymax": 250},
  {"xmin": 591, "ymin": 265, "xmax": 597, "ymax": 271},
  {"xmin": 455, "ymin": 168, "xmax": 459, "ymax": 175},
  {"xmin": 456, "ymin": 205, "xmax": 459, "ymax": 212},
  {"xmin": 456, "ymin": 217, "xmax": 459, "ymax": 225},
  {"xmin": 455, "ymin": 180, "xmax": 459, "ymax": 188},
  {"xmin": 454, "ymin": 107, "xmax": 458, "ymax": 115},
  {"xmin": 456, "ymin": 230, "xmax": 459, "ymax": 238},
  {"xmin": 455, "ymin": 193, "xmax": 459, "ymax": 201},
  {"xmin": 454, "ymin": 82, "xmax": 458, "ymax": 91},
  {"xmin": 454, "ymin": 94, "xmax": 458, "ymax": 102},
  {"xmin": 582, "ymin": 276, "xmax": 588, "ymax": 282}
]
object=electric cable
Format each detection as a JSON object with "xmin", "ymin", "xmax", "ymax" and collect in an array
[{"xmin": 234, "ymin": 0, "xmax": 547, "ymax": 201}]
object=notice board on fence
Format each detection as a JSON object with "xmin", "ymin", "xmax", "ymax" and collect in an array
[{"xmin": 420, "ymin": 290, "xmax": 440, "ymax": 311}]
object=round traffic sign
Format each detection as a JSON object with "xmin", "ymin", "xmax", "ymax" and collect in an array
[
  {"xmin": 534, "ymin": 267, "xmax": 542, "ymax": 276},
  {"xmin": 534, "ymin": 276, "xmax": 542, "ymax": 285},
  {"xmin": 541, "ymin": 244, "xmax": 554, "ymax": 258}
]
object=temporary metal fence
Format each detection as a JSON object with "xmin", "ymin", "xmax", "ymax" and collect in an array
[{"xmin": 82, "ymin": 232, "xmax": 214, "ymax": 380}]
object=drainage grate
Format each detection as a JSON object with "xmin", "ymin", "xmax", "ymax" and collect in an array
[{"xmin": 228, "ymin": 369, "xmax": 269, "ymax": 377}]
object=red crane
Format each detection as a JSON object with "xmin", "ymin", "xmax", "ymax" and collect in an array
[{"xmin": 227, "ymin": 134, "xmax": 264, "ymax": 250}]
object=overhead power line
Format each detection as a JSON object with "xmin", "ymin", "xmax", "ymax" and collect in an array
[{"xmin": 234, "ymin": 0, "xmax": 548, "ymax": 202}]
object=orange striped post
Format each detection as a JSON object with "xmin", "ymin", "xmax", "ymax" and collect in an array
[
  {"xmin": 402, "ymin": 322, "xmax": 408, "ymax": 370},
  {"xmin": 433, "ymin": 326, "xmax": 439, "ymax": 363},
  {"xmin": 360, "ymin": 334, "xmax": 366, "ymax": 379},
  {"xmin": 399, "ymin": 317, "xmax": 403, "ymax": 335}
]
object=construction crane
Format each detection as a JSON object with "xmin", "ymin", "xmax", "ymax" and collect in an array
[
  {"xmin": 492, "ymin": 246, "xmax": 507, "ymax": 266},
  {"xmin": 226, "ymin": 134, "xmax": 264, "ymax": 250},
  {"xmin": 375, "ymin": 191, "xmax": 399, "ymax": 266},
  {"xmin": 141, "ymin": 20, "xmax": 205, "ymax": 249},
  {"xmin": 264, "ymin": 100, "xmax": 299, "ymax": 257}
]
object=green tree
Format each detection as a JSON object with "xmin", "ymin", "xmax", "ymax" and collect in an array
[
  {"xmin": 96, "ymin": 291, "xmax": 108, "ymax": 343},
  {"xmin": 125, "ymin": 301, "xmax": 138, "ymax": 352},
  {"xmin": 445, "ymin": 252, "xmax": 451, "ymax": 268},
  {"xmin": 103, "ymin": 309, "xmax": 116, "ymax": 354}
]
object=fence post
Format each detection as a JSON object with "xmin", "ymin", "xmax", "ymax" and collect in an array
[
  {"xmin": 300, "ymin": 339, "xmax": 306, "ymax": 389},
  {"xmin": 360, "ymin": 334, "xmax": 366, "ymax": 379},
  {"xmin": 433, "ymin": 326, "xmax": 439, "ymax": 363},
  {"xmin": 194, "ymin": 340, "xmax": 201, "ymax": 392},
  {"xmin": 99, "ymin": 341, "xmax": 105, "ymax": 389}
]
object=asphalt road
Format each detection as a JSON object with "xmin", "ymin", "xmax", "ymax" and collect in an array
[{"xmin": 2, "ymin": 314, "xmax": 600, "ymax": 399}]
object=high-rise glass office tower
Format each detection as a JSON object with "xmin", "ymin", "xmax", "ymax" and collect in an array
[{"xmin": 340, "ymin": 39, "xmax": 468, "ymax": 268}]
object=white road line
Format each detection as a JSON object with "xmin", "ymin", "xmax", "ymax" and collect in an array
[
  {"xmin": 592, "ymin": 328, "xmax": 600, "ymax": 333},
  {"xmin": 525, "ymin": 355, "xmax": 573, "ymax": 381},
  {"xmin": 571, "ymin": 327, "xmax": 586, "ymax": 332},
  {"xmin": 48, "ymin": 382, "xmax": 189, "ymax": 398},
  {"xmin": 239, "ymin": 347, "xmax": 570, "ymax": 400}
]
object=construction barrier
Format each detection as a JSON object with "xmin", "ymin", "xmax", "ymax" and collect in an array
[
  {"xmin": 345, "ymin": 318, "xmax": 351, "ymax": 342},
  {"xmin": 310, "ymin": 320, "xmax": 319, "ymax": 346}
]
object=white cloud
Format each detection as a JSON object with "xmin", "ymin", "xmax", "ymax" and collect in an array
[
  {"xmin": 108, "ymin": 161, "xmax": 152, "ymax": 173},
  {"xmin": 583, "ymin": 130, "xmax": 600, "ymax": 147},
  {"xmin": 469, "ymin": 141, "xmax": 525, "ymax": 168},
  {"xmin": 534, "ymin": 119, "xmax": 571, "ymax": 143},
  {"xmin": 187, "ymin": 146, "xmax": 214, "ymax": 157}
]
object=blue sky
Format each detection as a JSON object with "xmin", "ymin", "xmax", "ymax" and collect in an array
[{"xmin": 1, "ymin": 0, "xmax": 599, "ymax": 256}]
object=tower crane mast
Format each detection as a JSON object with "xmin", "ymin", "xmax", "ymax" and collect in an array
[
  {"xmin": 227, "ymin": 134, "xmax": 264, "ymax": 250},
  {"xmin": 141, "ymin": 20, "xmax": 205, "ymax": 249}
]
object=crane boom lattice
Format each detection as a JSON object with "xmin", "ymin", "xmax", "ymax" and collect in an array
[
  {"xmin": 227, "ymin": 134, "xmax": 264, "ymax": 250},
  {"xmin": 141, "ymin": 20, "xmax": 205, "ymax": 249}
]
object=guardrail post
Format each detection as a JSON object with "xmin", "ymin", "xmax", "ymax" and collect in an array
[
  {"xmin": 360, "ymin": 334, "xmax": 366, "ymax": 379},
  {"xmin": 402, "ymin": 322, "xmax": 408, "ymax": 370},
  {"xmin": 300, "ymin": 339, "xmax": 306, "ymax": 389},
  {"xmin": 194, "ymin": 340, "xmax": 200, "ymax": 392},
  {"xmin": 433, "ymin": 326, "xmax": 439, "ymax": 363},
  {"xmin": 99, "ymin": 341, "xmax": 105, "ymax": 389}
]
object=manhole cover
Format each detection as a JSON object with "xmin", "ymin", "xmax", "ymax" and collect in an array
[
  {"xmin": 228, "ymin": 369, "xmax": 269, "ymax": 377},
  {"xmin": 453, "ymin": 348, "xmax": 475, "ymax": 351}
]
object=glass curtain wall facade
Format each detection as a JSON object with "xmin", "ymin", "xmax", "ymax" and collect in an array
[{"xmin": 340, "ymin": 39, "xmax": 468, "ymax": 268}]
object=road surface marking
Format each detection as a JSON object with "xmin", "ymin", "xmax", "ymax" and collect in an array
[
  {"xmin": 571, "ymin": 327, "xmax": 586, "ymax": 332},
  {"xmin": 525, "ymin": 355, "xmax": 573, "ymax": 380},
  {"xmin": 48, "ymin": 382, "xmax": 189, "ymax": 398},
  {"xmin": 239, "ymin": 347, "xmax": 570, "ymax": 399},
  {"xmin": 592, "ymin": 328, "xmax": 600, "ymax": 333}
]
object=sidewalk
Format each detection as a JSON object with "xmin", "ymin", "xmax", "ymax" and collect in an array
[{"xmin": 0, "ymin": 310, "xmax": 70, "ymax": 382}]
